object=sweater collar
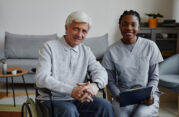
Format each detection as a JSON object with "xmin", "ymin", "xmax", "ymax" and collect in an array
[{"xmin": 61, "ymin": 36, "xmax": 79, "ymax": 53}]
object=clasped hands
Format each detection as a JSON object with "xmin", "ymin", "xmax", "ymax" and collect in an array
[{"xmin": 71, "ymin": 82, "xmax": 99, "ymax": 103}]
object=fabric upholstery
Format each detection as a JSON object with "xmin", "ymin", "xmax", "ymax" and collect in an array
[
  {"xmin": 0, "ymin": 48, "xmax": 5, "ymax": 58},
  {"xmin": 159, "ymin": 75, "xmax": 179, "ymax": 87},
  {"xmin": 5, "ymin": 32, "xmax": 58, "ymax": 59},
  {"xmin": 84, "ymin": 33, "xmax": 108, "ymax": 59},
  {"xmin": 159, "ymin": 54, "xmax": 179, "ymax": 74},
  {"xmin": 159, "ymin": 54, "xmax": 179, "ymax": 93}
]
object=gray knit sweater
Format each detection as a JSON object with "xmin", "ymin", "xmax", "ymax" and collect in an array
[{"xmin": 35, "ymin": 36, "xmax": 107, "ymax": 100}]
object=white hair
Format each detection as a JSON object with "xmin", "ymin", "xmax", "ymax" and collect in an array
[{"xmin": 65, "ymin": 11, "xmax": 92, "ymax": 30}]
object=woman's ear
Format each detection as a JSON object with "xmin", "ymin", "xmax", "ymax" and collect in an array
[
  {"xmin": 119, "ymin": 24, "xmax": 121, "ymax": 30},
  {"xmin": 138, "ymin": 23, "xmax": 140, "ymax": 30}
]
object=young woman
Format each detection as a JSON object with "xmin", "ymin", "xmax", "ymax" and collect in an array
[{"xmin": 102, "ymin": 10, "xmax": 163, "ymax": 117}]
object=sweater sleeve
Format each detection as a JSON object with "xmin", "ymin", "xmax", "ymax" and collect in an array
[
  {"xmin": 35, "ymin": 43, "xmax": 74, "ymax": 96},
  {"xmin": 87, "ymin": 48, "xmax": 108, "ymax": 89}
]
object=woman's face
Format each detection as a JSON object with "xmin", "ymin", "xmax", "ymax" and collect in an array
[{"xmin": 120, "ymin": 14, "xmax": 140, "ymax": 42}]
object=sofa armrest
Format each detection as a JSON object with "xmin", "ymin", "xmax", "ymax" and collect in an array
[{"xmin": 0, "ymin": 48, "xmax": 5, "ymax": 58}]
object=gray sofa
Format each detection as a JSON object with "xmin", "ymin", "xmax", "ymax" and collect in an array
[
  {"xmin": 0, "ymin": 32, "xmax": 108, "ymax": 84},
  {"xmin": 0, "ymin": 32, "xmax": 58, "ymax": 83}
]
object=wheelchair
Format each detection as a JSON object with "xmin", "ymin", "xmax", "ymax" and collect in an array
[{"xmin": 21, "ymin": 69, "xmax": 108, "ymax": 117}]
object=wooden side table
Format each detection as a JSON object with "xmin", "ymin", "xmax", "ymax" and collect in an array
[{"xmin": 0, "ymin": 66, "xmax": 29, "ymax": 107}]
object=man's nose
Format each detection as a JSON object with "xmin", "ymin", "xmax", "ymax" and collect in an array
[{"xmin": 76, "ymin": 31, "xmax": 83, "ymax": 37}]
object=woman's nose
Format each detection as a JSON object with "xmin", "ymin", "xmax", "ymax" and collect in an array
[{"xmin": 126, "ymin": 25, "xmax": 132, "ymax": 30}]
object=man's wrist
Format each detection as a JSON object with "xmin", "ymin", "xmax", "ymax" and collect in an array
[{"xmin": 94, "ymin": 82, "xmax": 100, "ymax": 89}]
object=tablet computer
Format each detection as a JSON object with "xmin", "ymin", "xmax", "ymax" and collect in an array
[{"xmin": 119, "ymin": 87, "xmax": 152, "ymax": 107}]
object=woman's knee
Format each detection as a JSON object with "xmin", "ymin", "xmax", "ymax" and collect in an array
[{"xmin": 133, "ymin": 105, "xmax": 158, "ymax": 117}]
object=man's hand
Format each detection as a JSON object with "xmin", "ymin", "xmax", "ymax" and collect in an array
[
  {"xmin": 71, "ymin": 82, "xmax": 99, "ymax": 103},
  {"xmin": 141, "ymin": 92, "xmax": 154, "ymax": 106},
  {"xmin": 77, "ymin": 82, "xmax": 99, "ymax": 96},
  {"xmin": 71, "ymin": 85, "xmax": 86, "ymax": 101}
]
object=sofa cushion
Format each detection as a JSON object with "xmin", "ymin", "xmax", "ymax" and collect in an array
[
  {"xmin": 5, "ymin": 32, "xmax": 58, "ymax": 59},
  {"xmin": 6, "ymin": 59, "xmax": 38, "ymax": 74},
  {"xmin": 83, "ymin": 33, "xmax": 108, "ymax": 59},
  {"xmin": 0, "ymin": 48, "xmax": 5, "ymax": 58}
]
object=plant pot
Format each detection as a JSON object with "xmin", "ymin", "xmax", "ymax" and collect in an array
[
  {"xmin": 2, "ymin": 63, "xmax": 7, "ymax": 74},
  {"xmin": 148, "ymin": 18, "xmax": 158, "ymax": 28}
]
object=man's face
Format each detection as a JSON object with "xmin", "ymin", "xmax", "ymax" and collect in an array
[{"xmin": 65, "ymin": 21, "xmax": 89, "ymax": 47}]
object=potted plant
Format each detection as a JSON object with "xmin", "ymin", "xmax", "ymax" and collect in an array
[
  {"xmin": 0, "ymin": 58, "xmax": 6, "ymax": 64},
  {"xmin": 146, "ymin": 13, "xmax": 163, "ymax": 28},
  {"xmin": 0, "ymin": 58, "xmax": 7, "ymax": 74}
]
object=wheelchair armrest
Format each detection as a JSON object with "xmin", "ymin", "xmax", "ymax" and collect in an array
[
  {"xmin": 36, "ymin": 86, "xmax": 52, "ymax": 95},
  {"xmin": 34, "ymin": 85, "xmax": 52, "ymax": 97},
  {"xmin": 34, "ymin": 85, "xmax": 54, "ymax": 117},
  {"xmin": 101, "ymin": 88, "xmax": 106, "ymax": 99}
]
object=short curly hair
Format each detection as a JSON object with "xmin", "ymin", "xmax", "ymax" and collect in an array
[{"xmin": 118, "ymin": 10, "xmax": 141, "ymax": 25}]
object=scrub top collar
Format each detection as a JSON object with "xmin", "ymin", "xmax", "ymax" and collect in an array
[{"xmin": 120, "ymin": 37, "xmax": 141, "ymax": 53}]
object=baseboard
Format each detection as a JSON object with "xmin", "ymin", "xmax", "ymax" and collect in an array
[{"xmin": 0, "ymin": 111, "xmax": 21, "ymax": 117}]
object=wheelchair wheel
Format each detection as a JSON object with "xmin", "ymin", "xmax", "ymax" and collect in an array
[{"xmin": 21, "ymin": 98, "xmax": 38, "ymax": 117}]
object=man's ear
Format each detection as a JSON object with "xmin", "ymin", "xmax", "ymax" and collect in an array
[
  {"xmin": 65, "ymin": 25, "xmax": 68, "ymax": 34},
  {"xmin": 65, "ymin": 25, "xmax": 67, "ymax": 30}
]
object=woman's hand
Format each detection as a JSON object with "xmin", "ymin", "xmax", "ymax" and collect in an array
[
  {"xmin": 116, "ymin": 94, "xmax": 120, "ymax": 101},
  {"xmin": 141, "ymin": 92, "xmax": 154, "ymax": 106}
]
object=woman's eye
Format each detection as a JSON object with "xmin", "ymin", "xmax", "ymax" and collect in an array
[
  {"xmin": 122, "ymin": 23, "xmax": 128, "ymax": 27},
  {"xmin": 132, "ymin": 23, "xmax": 137, "ymax": 27}
]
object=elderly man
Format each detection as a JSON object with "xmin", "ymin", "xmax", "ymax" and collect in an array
[{"xmin": 35, "ymin": 11, "xmax": 114, "ymax": 117}]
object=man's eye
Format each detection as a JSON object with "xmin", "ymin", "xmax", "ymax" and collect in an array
[
  {"xmin": 73, "ymin": 27, "xmax": 79, "ymax": 31},
  {"xmin": 83, "ymin": 30, "xmax": 87, "ymax": 34}
]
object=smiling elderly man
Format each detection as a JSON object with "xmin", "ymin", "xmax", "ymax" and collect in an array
[{"xmin": 35, "ymin": 11, "xmax": 114, "ymax": 117}]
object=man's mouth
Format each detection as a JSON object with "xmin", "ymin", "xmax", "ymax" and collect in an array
[{"xmin": 74, "ymin": 38, "xmax": 81, "ymax": 41}]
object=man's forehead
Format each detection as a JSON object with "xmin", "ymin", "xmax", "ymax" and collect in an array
[{"xmin": 71, "ymin": 20, "xmax": 89, "ymax": 25}]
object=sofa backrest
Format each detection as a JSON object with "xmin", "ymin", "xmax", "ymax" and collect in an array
[
  {"xmin": 83, "ymin": 33, "xmax": 108, "ymax": 60},
  {"xmin": 5, "ymin": 32, "xmax": 58, "ymax": 59}
]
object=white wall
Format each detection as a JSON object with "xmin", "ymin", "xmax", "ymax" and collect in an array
[
  {"xmin": 173, "ymin": 0, "xmax": 179, "ymax": 22},
  {"xmin": 0, "ymin": 0, "xmax": 176, "ymax": 48}
]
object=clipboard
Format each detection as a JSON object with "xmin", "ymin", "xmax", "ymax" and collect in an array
[{"xmin": 119, "ymin": 87, "xmax": 152, "ymax": 107}]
